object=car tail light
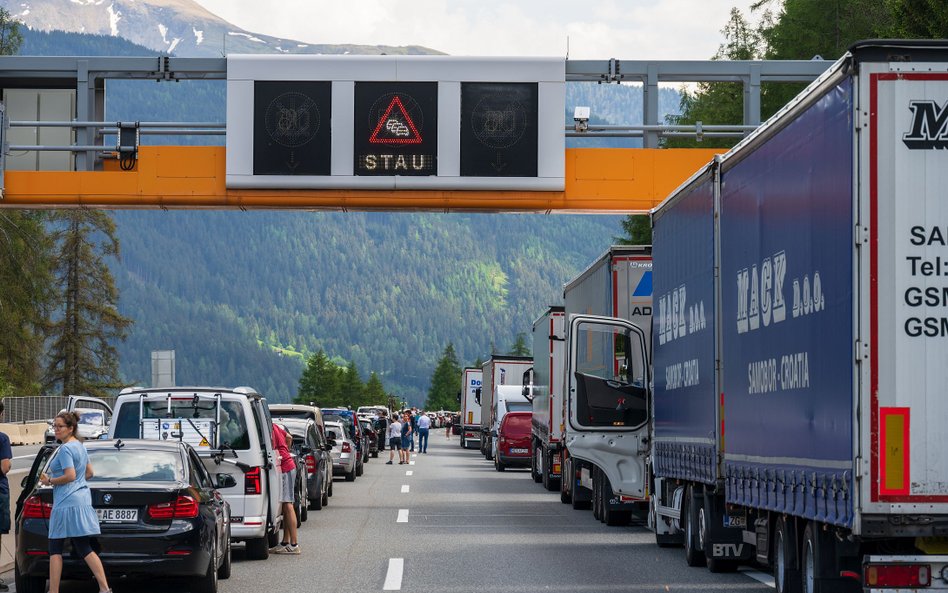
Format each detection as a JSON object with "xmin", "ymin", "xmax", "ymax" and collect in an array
[
  {"xmin": 342, "ymin": 442, "xmax": 352, "ymax": 453},
  {"xmin": 148, "ymin": 495, "xmax": 199, "ymax": 520},
  {"xmin": 305, "ymin": 454, "xmax": 316, "ymax": 474},
  {"xmin": 865, "ymin": 563, "xmax": 931, "ymax": 587},
  {"xmin": 23, "ymin": 496, "xmax": 52, "ymax": 519},
  {"xmin": 244, "ymin": 466, "xmax": 262, "ymax": 495}
]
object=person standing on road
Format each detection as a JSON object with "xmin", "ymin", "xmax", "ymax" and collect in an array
[
  {"xmin": 40, "ymin": 411, "xmax": 112, "ymax": 593},
  {"xmin": 270, "ymin": 423, "xmax": 299, "ymax": 555},
  {"xmin": 416, "ymin": 411, "xmax": 431, "ymax": 454},
  {"xmin": 377, "ymin": 410, "xmax": 389, "ymax": 452},
  {"xmin": 399, "ymin": 412, "xmax": 413, "ymax": 464},
  {"xmin": 0, "ymin": 402, "xmax": 12, "ymax": 592},
  {"xmin": 409, "ymin": 409, "xmax": 419, "ymax": 452},
  {"xmin": 386, "ymin": 416, "xmax": 402, "ymax": 464}
]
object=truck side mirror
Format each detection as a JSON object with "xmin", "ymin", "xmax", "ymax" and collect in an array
[
  {"xmin": 474, "ymin": 388, "xmax": 481, "ymax": 405},
  {"xmin": 456, "ymin": 390, "xmax": 461, "ymax": 403},
  {"xmin": 521, "ymin": 368, "xmax": 535, "ymax": 401}
]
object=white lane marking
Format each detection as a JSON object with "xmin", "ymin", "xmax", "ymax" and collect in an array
[
  {"xmin": 401, "ymin": 484, "xmax": 410, "ymax": 493},
  {"xmin": 12, "ymin": 454, "xmax": 39, "ymax": 460},
  {"xmin": 397, "ymin": 509, "xmax": 409, "ymax": 523},
  {"xmin": 383, "ymin": 558, "xmax": 404, "ymax": 591},
  {"xmin": 740, "ymin": 568, "xmax": 775, "ymax": 588},
  {"xmin": 405, "ymin": 471, "xmax": 413, "ymax": 476},
  {"xmin": 409, "ymin": 460, "xmax": 415, "ymax": 465}
]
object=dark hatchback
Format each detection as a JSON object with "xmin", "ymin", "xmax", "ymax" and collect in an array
[{"xmin": 15, "ymin": 439, "xmax": 233, "ymax": 593}]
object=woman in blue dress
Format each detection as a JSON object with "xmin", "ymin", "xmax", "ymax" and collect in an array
[{"xmin": 39, "ymin": 411, "xmax": 111, "ymax": 593}]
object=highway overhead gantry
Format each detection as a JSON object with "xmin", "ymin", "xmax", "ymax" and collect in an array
[{"xmin": 0, "ymin": 54, "xmax": 830, "ymax": 212}]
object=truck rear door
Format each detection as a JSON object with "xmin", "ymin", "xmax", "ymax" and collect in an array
[{"xmin": 567, "ymin": 314, "xmax": 650, "ymax": 498}]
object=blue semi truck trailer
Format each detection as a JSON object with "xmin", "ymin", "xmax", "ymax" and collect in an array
[{"xmin": 578, "ymin": 41, "xmax": 948, "ymax": 593}]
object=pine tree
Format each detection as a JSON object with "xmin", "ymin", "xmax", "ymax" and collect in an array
[
  {"xmin": 508, "ymin": 333, "xmax": 531, "ymax": 357},
  {"xmin": 296, "ymin": 349, "xmax": 341, "ymax": 406},
  {"xmin": 364, "ymin": 372, "xmax": 387, "ymax": 405},
  {"xmin": 426, "ymin": 343, "xmax": 461, "ymax": 410},
  {"xmin": 339, "ymin": 361, "xmax": 364, "ymax": 407},
  {"xmin": 44, "ymin": 210, "xmax": 132, "ymax": 398},
  {"xmin": 614, "ymin": 215, "xmax": 652, "ymax": 245},
  {"xmin": 0, "ymin": 10, "xmax": 51, "ymax": 396},
  {"xmin": 0, "ymin": 211, "xmax": 55, "ymax": 395}
]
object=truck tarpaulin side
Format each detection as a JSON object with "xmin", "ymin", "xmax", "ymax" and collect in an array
[
  {"xmin": 652, "ymin": 171, "xmax": 717, "ymax": 486},
  {"xmin": 718, "ymin": 77, "xmax": 855, "ymax": 529}
]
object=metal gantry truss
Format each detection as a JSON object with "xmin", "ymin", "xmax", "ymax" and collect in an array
[{"xmin": 0, "ymin": 55, "xmax": 832, "ymax": 175}]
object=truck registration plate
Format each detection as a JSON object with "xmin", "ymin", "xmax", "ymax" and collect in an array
[{"xmin": 97, "ymin": 508, "xmax": 138, "ymax": 523}]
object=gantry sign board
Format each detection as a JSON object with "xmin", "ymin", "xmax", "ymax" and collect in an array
[{"xmin": 226, "ymin": 55, "xmax": 565, "ymax": 191}]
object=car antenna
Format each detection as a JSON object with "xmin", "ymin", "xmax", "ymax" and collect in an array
[{"xmin": 113, "ymin": 439, "xmax": 124, "ymax": 450}]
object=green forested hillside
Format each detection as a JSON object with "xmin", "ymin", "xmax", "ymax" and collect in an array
[
  {"xmin": 17, "ymin": 29, "xmax": 647, "ymax": 404},
  {"xmin": 112, "ymin": 211, "xmax": 623, "ymax": 403}
]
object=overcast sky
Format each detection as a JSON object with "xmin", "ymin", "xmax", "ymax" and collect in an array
[{"xmin": 195, "ymin": 0, "xmax": 764, "ymax": 60}]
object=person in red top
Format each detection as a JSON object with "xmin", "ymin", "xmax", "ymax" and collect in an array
[{"xmin": 270, "ymin": 423, "xmax": 299, "ymax": 554}]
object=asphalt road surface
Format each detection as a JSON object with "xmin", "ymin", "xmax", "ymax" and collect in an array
[{"xmin": 5, "ymin": 435, "xmax": 776, "ymax": 592}]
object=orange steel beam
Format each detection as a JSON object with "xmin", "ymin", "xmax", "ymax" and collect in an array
[{"xmin": 1, "ymin": 146, "xmax": 720, "ymax": 212}]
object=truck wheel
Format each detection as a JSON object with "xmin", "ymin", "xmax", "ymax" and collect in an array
[
  {"xmin": 683, "ymin": 487, "xmax": 706, "ymax": 566},
  {"xmin": 802, "ymin": 521, "xmax": 841, "ymax": 593},
  {"xmin": 775, "ymin": 516, "xmax": 801, "ymax": 593},
  {"xmin": 560, "ymin": 456, "xmax": 573, "ymax": 504}
]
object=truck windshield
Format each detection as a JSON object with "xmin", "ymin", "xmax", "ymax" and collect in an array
[{"xmin": 572, "ymin": 320, "xmax": 647, "ymax": 428}]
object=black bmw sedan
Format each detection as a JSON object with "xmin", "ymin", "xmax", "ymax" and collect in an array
[{"xmin": 15, "ymin": 439, "xmax": 233, "ymax": 593}]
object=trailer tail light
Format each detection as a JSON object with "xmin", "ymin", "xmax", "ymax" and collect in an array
[
  {"xmin": 865, "ymin": 563, "xmax": 931, "ymax": 588},
  {"xmin": 148, "ymin": 496, "xmax": 199, "ymax": 519},
  {"xmin": 23, "ymin": 496, "xmax": 52, "ymax": 519},
  {"xmin": 305, "ymin": 454, "xmax": 316, "ymax": 474},
  {"xmin": 244, "ymin": 466, "xmax": 262, "ymax": 495},
  {"xmin": 342, "ymin": 442, "xmax": 352, "ymax": 453}
]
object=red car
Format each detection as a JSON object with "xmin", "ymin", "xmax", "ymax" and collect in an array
[{"xmin": 494, "ymin": 412, "xmax": 532, "ymax": 471}]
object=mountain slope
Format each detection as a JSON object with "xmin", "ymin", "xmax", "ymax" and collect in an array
[{"xmin": 4, "ymin": 0, "xmax": 440, "ymax": 56}]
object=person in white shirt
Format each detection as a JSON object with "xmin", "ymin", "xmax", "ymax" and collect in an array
[
  {"xmin": 386, "ymin": 417, "xmax": 402, "ymax": 465},
  {"xmin": 417, "ymin": 412, "xmax": 431, "ymax": 453}
]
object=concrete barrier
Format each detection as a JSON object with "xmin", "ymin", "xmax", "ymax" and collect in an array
[{"xmin": 0, "ymin": 423, "xmax": 48, "ymax": 446}]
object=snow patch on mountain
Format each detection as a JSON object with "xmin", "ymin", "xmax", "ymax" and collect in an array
[
  {"xmin": 107, "ymin": 2, "xmax": 120, "ymax": 36},
  {"xmin": 228, "ymin": 31, "xmax": 264, "ymax": 44},
  {"xmin": 192, "ymin": 26, "xmax": 202, "ymax": 45}
]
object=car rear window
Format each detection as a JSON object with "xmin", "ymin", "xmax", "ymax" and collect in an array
[
  {"xmin": 502, "ymin": 414, "xmax": 531, "ymax": 435},
  {"xmin": 86, "ymin": 449, "xmax": 184, "ymax": 482},
  {"xmin": 112, "ymin": 399, "xmax": 251, "ymax": 450}
]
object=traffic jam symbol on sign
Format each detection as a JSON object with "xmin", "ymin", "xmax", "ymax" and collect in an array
[
  {"xmin": 354, "ymin": 82, "xmax": 438, "ymax": 176},
  {"xmin": 369, "ymin": 96, "xmax": 423, "ymax": 145}
]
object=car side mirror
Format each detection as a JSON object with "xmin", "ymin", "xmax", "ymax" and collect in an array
[
  {"xmin": 215, "ymin": 474, "xmax": 237, "ymax": 489},
  {"xmin": 324, "ymin": 443, "xmax": 334, "ymax": 451},
  {"xmin": 327, "ymin": 439, "xmax": 336, "ymax": 447},
  {"xmin": 21, "ymin": 475, "xmax": 29, "ymax": 488}
]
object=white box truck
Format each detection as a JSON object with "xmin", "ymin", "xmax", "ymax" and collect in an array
[
  {"xmin": 459, "ymin": 367, "xmax": 483, "ymax": 449},
  {"xmin": 529, "ymin": 306, "xmax": 566, "ymax": 491}
]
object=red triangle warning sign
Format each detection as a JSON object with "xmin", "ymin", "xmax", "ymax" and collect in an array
[{"xmin": 369, "ymin": 96, "xmax": 423, "ymax": 144}]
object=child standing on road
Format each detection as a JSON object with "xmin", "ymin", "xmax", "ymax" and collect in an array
[{"xmin": 386, "ymin": 417, "xmax": 402, "ymax": 464}]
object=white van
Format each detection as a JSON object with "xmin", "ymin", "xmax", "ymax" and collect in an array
[
  {"xmin": 108, "ymin": 386, "xmax": 283, "ymax": 560},
  {"xmin": 488, "ymin": 385, "xmax": 532, "ymax": 461}
]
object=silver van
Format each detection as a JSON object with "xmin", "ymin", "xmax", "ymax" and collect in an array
[{"xmin": 108, "ymin": 386, "xmax": 283, "ymax": 560}]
